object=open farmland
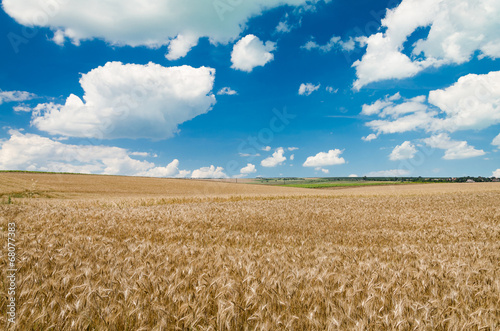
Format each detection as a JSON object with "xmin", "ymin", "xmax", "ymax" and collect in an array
[{"xmin": 1, "ymin": 173, "xmax": 499, "ymax": 329}]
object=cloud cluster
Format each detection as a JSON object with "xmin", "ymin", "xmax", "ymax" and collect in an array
[
  {"xmin": 240, "ymin": 163, "xmax": 257, "ymax": 175},
  {"xmin": 261, "ymin": 147, "xmax": 286, "ymax": 167},
  {"xmin": 217, "ymin": 87, "xmax": 238, "ymax": 95},
  {"xmin": 362, "ymin": 133, "xmax": 378, "ymax": 142},
  {"xmin": 303, "ymin": 149, "xmax": 345, "ymax": 167},
  {"xmin": 353, "ymin": 0, "xmax": 500, "ymax": 89},
  {"xmin": 302, "ymin": 36, "xmax": 355, "ymax": 52},
  {"xmin": 363, "ymin": 71, "xmax": 500, "ymax": 135},
  {"xmin": 31, "ymin": 62, "xmax": 216, "ymax": 140},
  {"xmin": 231, "ymin": 35, "xmax": 276, "ymax": 72},
  {"xmin": 3, "ymin": 0, "xmax": 325, "ymax": 58},
  {"xmin": 366, "ymin": 169, "xmax": 410, "ymax": 177},
  {"xmin": 492, "ymin": 133, "xmax": 500, "ymax": 147},
  {"xmin": 389, "ymin": 141, "xmax": 417, "ymax": 160},
  {"xmin": 423, "ymin": 134, "xmax": 485, "ymax": 160},
  {"xmin": 0, "ymin": 130, "xmax": 189, "ymax": 177},
  {"xmin": 191, "ymin": 165, "xmax": 228, "ymax": 179},
  {"xmin": 298, "ymin": 83, "xmax": 320, "ymax": 96},
  {"xmin": 0, "ymin": 90, "xmax": 36, "ymax": 105}
]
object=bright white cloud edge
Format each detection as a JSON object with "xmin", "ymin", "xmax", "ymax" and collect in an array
[
  {"xmin": 31, "ymin": 62, "xmax": 216, "ymax": 140},
  {"xmin": 353, "ymin": 0, "xmax": 500, "ymax": 89},
  {"xmin": 303, "ymin": 149, "xmax": 345, "ymax": 167},
  {"xmin": 3, "ymin": 0, "xmax": 326, "ymax": 59}
]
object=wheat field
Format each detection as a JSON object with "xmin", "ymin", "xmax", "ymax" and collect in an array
[{"xmin": 1, "ymin": 173, "xmax": 499, "ymax": 330}]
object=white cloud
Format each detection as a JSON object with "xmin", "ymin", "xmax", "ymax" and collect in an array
[
  {"xmin": 52, "ymin": 29, "xmax": 65, "ymax": 45},
  {"xmin": 302, "ymin": 36, "xmax": 356, "ymax": 52},
  {"xmin": 325, "ymin": 86, "xmax": 338, "ymax": 94},
  {"xmin": 287, "ymin": 147, "xmax": 298, "ymax": 151},
  {"xmin": 165, "ymin": 34, "xmax": 199, "ymax": 61},
  {"xmin": 0, "ymin": 90, "xmax": 36, "ymax": 105},
  {"xmin": 380, "ymin": 96, "xmax": 428, "ymax": 118},
  {"xmin": 366, "ymin": 169, "xmax": 410, "ymax": 177},
  {"xmin": 423, "ymin": 133, "xmax": 485, "ymax": 160},
  {"xmin": 361, "ymin": 99, "xmax": 392, "ymax": 116},
  {"xmin": 389, "ymin": 141, "xmax": 417, "ymax": 161},
  {"xmin": 13, "ymin": 105, "xmax": 32, "ymax": 112},
  {"xmin": 262, "ymin": 146, "xmax": 272, "ymax": 152},
  {"xmin": 303, "ymin": 149, "xmax": 345, "ymax": 167},
  {"xmin": 191, "ymin": 165, "xmax": 228, "ymax": 179},
  {"xmin": 130, "ymin": 152, "xmax": 151, "ymax": 157},
  {"xmin": 492, "ymin": 133, "xmax": 500, "ymax": 146},
  {"xmin": 320, "ymin": 168, "xmax": 329, "ymax": 174},
  {"xmin": 353, "ymin": 0, "xmax": 500, "ymax": 89},
  {"xmin": 217, "ymin": 87, "xmax": 238, "ymax": 95},
  {"xmin": 493, "ymin": 169, "xmax": 500, "ymax": 178},
  {"xmin": 31, "ymin": 62, "xmax": 216, "ymax": 140},
  {"xmin": 3, "ymin": 0, "xmax": 325, "ymax": 58},
  {"xmin": 298, "ymin": 83, "xmax": 320, "ymax": 96},
  {"xmin": 362, "ymin": 133, "xmax": 378, "ymax": 142},
  {"xmin": 363, "ymin": 71, "xmax": 500, "ymax": 135},
  {"xmin": 428, "ymin": 71, "xmax": 500, "ymax": 132},
  {"xmin": 240, "ymin": 163, "xmax": 257, "ymax": 174},
  {"xmin": 290, "ymin": 154, "xmax": 295, "ymax": 160},
  {"xmin": 0, "ymin": 130, "xmax": 187, "ymax": 177},
  {"xmin": 261, "ymin": 147, "xmax": 286, "ymax": 167},
  {"xmin": 348, "ymin": 174, "xmax": 358, "ymax": 177},
  {"xmin": 139, "ymin": 160, "xmax": 191, "ymax": 178},
  {"xmin": 366, "ymin": 110, "xmax": 438, "ymax": 134},
  {"xmin": 231, "ymin": 35, "xmax": 276, "ymax": 72},
  {"xmin": 239, "ymin": 153, "xmax": 260, "ymax": 157},
  {"xmin": 276, "ymin": 21, "xmax": 292, "ymax": 34}
]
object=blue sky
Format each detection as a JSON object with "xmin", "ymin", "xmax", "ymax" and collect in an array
[{"xmin": 0, "ymin": 0, "xmax": 499, "ymax": 178}]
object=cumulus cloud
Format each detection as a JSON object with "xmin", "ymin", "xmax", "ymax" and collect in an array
[
  {"xmin": 261, "ymin": 147, "xmax": 286, "ymax": 167},
  {"xmin": 362, "ymin": 133, "xmax": 378, "ymax": 142},
  {"xmin": 353, "ymin": 0, "xmax": 500, "ymax": 89},
  {"xmin": 428, "ymin": 71, "xmax": 500, "ymax": 132},
  {"xmin": 191, "ymin": 165, "xmax": 228, "ymax": 179},
  {"xmin": 389, "ymin": 141, "xmax": 417, "ymax": 160},
  {"xmin": 492, "ymin": 133, "xmax": 500, "ymax": 147},
  {"xmin": 348, "ymin": 174, "xmax": 358, "ymax": 177},
  {"xmin": 361, "ymin": 100, "xmax": 392, "ymax": 116},
  {"xmin": 262, "ymin": 146, "xmax": 272, "ymax": 152},
  {"xmin": 3, "ymin": 0, "xmax": 325, "ymax": 58},
  {"xmin": 165, "ymin": 34, "xmax": 199, "ymax": 61},
  {"xmin": 362, "ymin": 71, "xmax": 500, "ymax": 135},
  {"xmin": 0, "ymin": 90, "xmax": 36, "ymax": 104},
  {"xmin": 240, "ymin": 163, "xmax": 257, "ymax": 174},
  {"xmin": 423, "ymin": 133, "xmax": 485, "ymax": 160},
  {"xmin": 302, "ymin": 36, "xmax": 356, "ymax": 52},
  {"xmin": 217, "ymin": 87, "xmax": 238, "ymax": 95},
  {"xmin": 366, "ymin": 169, "xmax": 410, "ymax": 177},
  {"xmin": 287, "ymin": 147, "xmax": 298, "ymax": 151},
  {"xmin": 0, "ymin": 130, "xmax": 188, "ymax": 177},
  {"xmin": 139, "ymin": 160, "xmax": 191, "ymax": 178},
  {"xmin": 231, "ymin": 35, "xmax": 276, "ymax": 72},
  {"xmin": 298, "ymin": 83, "xmax": 320, "ymax": 96},
  {"xmin": 303, "ymin": 149, "xmax": 345, "ymax": 167},
  {"xmin": 493, "ymin": 169, "xmax": 500, "ymax": 178},
  {"xmin": 31, "ymin": 62, "xmax": 216, "ymax": 140}
]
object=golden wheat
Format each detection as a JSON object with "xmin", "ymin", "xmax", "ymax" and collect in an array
[{"xmin": 1, "ymin": 175, "xmax": 499, "ymax": 330}]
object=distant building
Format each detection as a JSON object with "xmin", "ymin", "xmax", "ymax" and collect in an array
[{"xmin": 466, "ymin": 179, "xmax": 475, "ymax": 183}]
